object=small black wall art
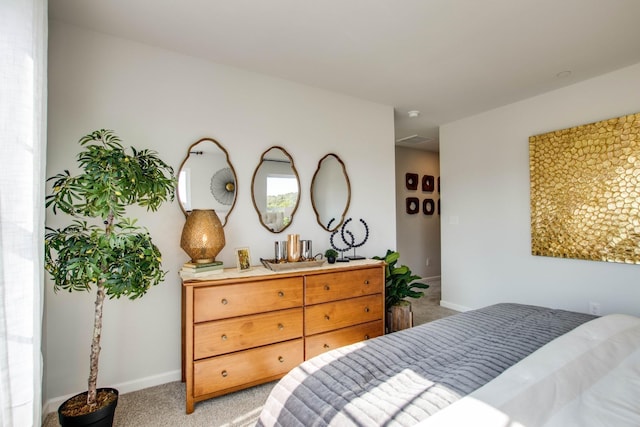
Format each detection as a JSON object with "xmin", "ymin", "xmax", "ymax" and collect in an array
[
  {"xmin": 421, "ymin": 175, "xmax": 435, "ymax": 192},
  {"xmin": 405, "ymin": 173, "xmax": 418, "ymax": 190},
  {"xmin": 406, "ymin": 197, "xmax": 419, "ymax": 214},
  {"xmin": 423, "ymin": 199, "xmax": 435, "ymax": 215}
]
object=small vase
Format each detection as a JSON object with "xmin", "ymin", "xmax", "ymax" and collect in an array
[
  {"xmin": 275, "ymin": 241, "xmax": 289, "ymax": 263},
  {"xmin": 300, "ymin": 240, "xmax": 312, "ymax": 260},
  {"xmin": 286, "ymin": 234, "xmax": 300, "ymax": 262}
]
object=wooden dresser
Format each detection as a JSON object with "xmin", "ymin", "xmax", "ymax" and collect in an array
[{"xmin": 182, "ymin": 259, "xmax": 385, "ymax": 413}]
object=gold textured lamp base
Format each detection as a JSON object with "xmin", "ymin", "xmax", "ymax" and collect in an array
[{"xmin": 180, "ymin": 209, "xmax": 226, "ymax": 263}]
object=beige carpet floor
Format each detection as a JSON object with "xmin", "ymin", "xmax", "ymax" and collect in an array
[{"xmin": 43, "ymin": 279, "xmax": 456, "ymax": 426}]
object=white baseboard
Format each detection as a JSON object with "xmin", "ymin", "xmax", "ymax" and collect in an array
[
  {"xmin": 43, "ymin": 369, "xmax": 181, "ymax": 416},
  {"xmin": 440, "ymin": 300, "xmax": 472, "ymax": 312},
  {"xmin": 421, "ymin": 275, "xmax": 441, "ymax": 282}
]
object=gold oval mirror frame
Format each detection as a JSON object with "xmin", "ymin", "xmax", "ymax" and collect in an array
[
  {"xmin": 177, "ymin": 138, "xmax": 237, "ymax": 226},
  {"xmin": 251, "ymin": 146, "xmax": 300, "ymax": 233},
  {"xmin": 311, "ymin": 153, "xmax": 351, "ymax": 232}
]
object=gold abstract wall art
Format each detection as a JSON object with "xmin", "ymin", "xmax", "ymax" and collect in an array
[{"xmin": 529, "ymin": 112, "xmax": 640, "ymax": 264}]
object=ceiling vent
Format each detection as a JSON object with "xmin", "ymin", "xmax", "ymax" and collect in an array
[{"xmin": 395, "ymin": 134, "xmax": 432, "ymax": 144}]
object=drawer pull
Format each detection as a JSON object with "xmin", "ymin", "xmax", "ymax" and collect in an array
[
  {"xmin": 324, "ymin": 315, "xmax": 330, "ymax": 321},
  {"xmin": 221, "ymin": 334, "xmax": 227, "ymax": 341},
  {"xmin": 324, "ymin": 284, "xmax": 330, "ymax": 291},
  {"xmin": 221, "ymin": 370, "xmax": 228, "ymax": 378},
  {"xmin": 364, "ymin": 306, "xmax": 370, "ymax": 313},
  {"xmin": 364, "ymin": 280, "xmax": 370, "ymax": 285},
  {"xmin": 364, "ymin": 334, "xmax": 370, "ymax": 340},
  {"xmin": 278, "ymin": 323, "xmax": 284, "ymax": 331},
  {"xmin": 221, "ymin": 298, "xmax": 228, "ymax": 305},
  {"xmin": 323, "ymin": 344, "xmax": 330, "ymax": 349},
  {"xmin": 278, "ymin": 291, "xmax": 284, "ymax": 297},
  {"xmin": 278, "ymin": 356, "xmax": 284, "ymax": 363}
]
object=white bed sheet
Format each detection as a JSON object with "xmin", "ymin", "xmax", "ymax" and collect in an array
[{"xmin": 419, "ymin": 313, "xmax": 640, "ymax": 427}]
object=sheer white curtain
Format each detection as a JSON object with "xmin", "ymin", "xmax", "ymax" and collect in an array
[{"xmin": 0, "ymin": 0, "xmax": 47, "ymax": 426}]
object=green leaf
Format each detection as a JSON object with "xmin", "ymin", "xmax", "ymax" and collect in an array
[
  {"xmin": 44, "ymin": 130, "xmax": 176, "ymax": 300},
  {"xmin": 375, "ymin": 249, "xmax": 429, "ymax": 311}
]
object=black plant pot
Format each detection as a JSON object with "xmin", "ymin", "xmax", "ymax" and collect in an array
[
  {"xmin": 327, "ymin": 256, "xmax": 336, "ymax": 264},
  {"xmin": 58, "ymin": 388, "xmax": 119, "ymax": 427}
]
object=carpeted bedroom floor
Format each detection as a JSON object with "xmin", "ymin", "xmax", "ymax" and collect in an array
[{"xmin": 43, "ymin": 279, "xmax": 456, "ymax": 427}]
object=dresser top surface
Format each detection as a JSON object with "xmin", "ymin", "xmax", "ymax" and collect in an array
[{"xmin": 181, "ymin": 258, "xmax": 384, "ymax": 287}]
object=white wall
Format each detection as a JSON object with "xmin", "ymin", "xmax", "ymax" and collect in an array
[
  {"xmin": 395, "ymin": 147, "xmax": 441, "ymax": 279},
  {"xmin": 45, "ymin": 21, "xmax": 396, "ymax": 409},
  {"xmin": 440, "ymin": 62, "xmax": 640, "ymax": 316}
]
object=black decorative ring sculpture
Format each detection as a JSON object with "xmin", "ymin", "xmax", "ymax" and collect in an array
[{"xmin": 329, "ymin": 217, "xmax": 369, "ymax": 261}]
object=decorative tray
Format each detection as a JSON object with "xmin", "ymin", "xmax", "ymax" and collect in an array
[{"xmin": 260, "ymin": 258, "xmax": 325, "ymax": 271}]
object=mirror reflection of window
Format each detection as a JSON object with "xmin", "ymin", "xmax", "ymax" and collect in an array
[
  {"xmin": 252, "ymin": 146, "xmax": 300, "ymax": 233},
  {"xmin": 178, "ymin": 169, "xmax": 191, "ymax": 211},
  {"xmin": 266, "ymin": 176, "xmax": 298, "ymax": 230}
]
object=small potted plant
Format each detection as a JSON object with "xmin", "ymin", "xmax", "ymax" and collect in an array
[
  {"xmin": 44, "ymin": 130, "xmax": 176, "ymax": 426},
  {"xmin": 324, "ymin": 248, "xmax": 339, "ymax": 264},
  {"xmin": 374, "ymin": 250, "xmax": 429, "ymax": 332}
]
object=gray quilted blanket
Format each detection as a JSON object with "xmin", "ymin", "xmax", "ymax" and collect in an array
[{"xmin": 257, "ymin": 303, "xmax": 596, "ymax": 426}]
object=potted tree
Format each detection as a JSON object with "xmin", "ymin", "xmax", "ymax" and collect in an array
[
  {"xmin": 374, "ymin": 250, "xmax": 429, "ymax": 332},
  {"xmin": 44, "ymin": 129, "xmax": 176, "ymax": 426}
]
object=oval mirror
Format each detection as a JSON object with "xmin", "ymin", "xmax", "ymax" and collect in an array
[
  {"xmin": 311, "ymin": 153, "xmax": 351, "ymax": 231},
  {"xmin": 251, "ymin": 146, "xmax": 300, "ymax": 233},
  {"xmin": 177, "ymin": 138, "xmax": 237, "ymax": 226}
]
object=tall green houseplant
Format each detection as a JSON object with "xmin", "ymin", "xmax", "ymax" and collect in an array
[
  {"xmin": 374, "ymin": 250, "xmax": 429, "ymax": 310},
  {"xmin": 45, "ymin": 130, "xmax": 176, "ymax": 414},
  {"xmin": 374, "ymin": 250, "xmax": 429, "ymax": 332}
]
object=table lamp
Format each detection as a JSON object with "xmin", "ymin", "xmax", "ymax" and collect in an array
[{"xmin": 180, "ymin": 209, "xmax": 225, "ymax": 263}]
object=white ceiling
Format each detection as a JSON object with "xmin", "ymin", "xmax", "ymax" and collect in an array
[{"xmin": 49, "ymin": 0, "xmax": 640, "ymax": 152}]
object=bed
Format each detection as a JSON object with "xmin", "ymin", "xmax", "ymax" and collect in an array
[{"xmin": 257, "ymin": 303, "xmax": 640, "ymax": 426}]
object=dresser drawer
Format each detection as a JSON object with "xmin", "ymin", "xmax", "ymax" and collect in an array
[
  {"xmin": 193, "ymin": 339, "xmax": 303, "ymax": 397},
  {"xmin": 194, "ymin": 308, "xmax": 303, "ymax": 359},
  {"xmin": 194, "ymin": 277, "xmax": 303, "ymax": 322},
  {"xmin": 305, "ymin": 294, "xmax": 383, "ymax": 335},
  {"xmin": 305, "ymin": 320, "xmax": 384, "ymax": 359},
  {"xmin": 305, "ymin": 267, "xmax": 383, "ymax": 305}
]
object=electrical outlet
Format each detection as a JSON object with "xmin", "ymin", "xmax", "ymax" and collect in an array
[
  {"xmin": 425, "ymin": 258, "xmax": 430, "ymax": 267},
  {"xmin": 589, "ymin": 302, "xmax": 602, "ymax": 316}
]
